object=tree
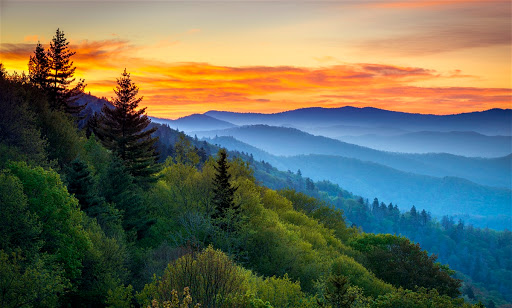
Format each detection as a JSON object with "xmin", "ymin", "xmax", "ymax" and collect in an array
[
  {"xmin": 137, "ymin": 246, "xmax": 247, "ymax": 308},
  {"xmin": 324, "ymin": 275, "xmax": 356, "ymax": 308},
  {"xmin": 96, "ymin": 69, "xmax": 160, "ymax": 186},
  {"xmin": 349, "ymin": 234, "xmax": 461, "ymax": 297},
  {"xmin": 28, "ymin": 42, "xmax": 50, "ymax": 90},
  {"xmin": 99, "ymin": 157, "xmax": 152, "ymax": 239},
  {"xmin": 5, "ymin": 161, "xmax": 91, "ymax": 281},
  {"xmin": 211, "ymin": 149, "xmax": 238, "ymax": 223},
  {"xmin": 66, "ymin": 158, "xmax": 101, "ymax": 212},
  {"xmin": 47, "ymin": 28, "xmax": 86, "ymax": 115}
]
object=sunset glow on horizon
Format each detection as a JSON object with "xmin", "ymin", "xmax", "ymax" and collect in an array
[{"xmin": 1, "ymin": 0, "xmax": 510, "ymax": 119}]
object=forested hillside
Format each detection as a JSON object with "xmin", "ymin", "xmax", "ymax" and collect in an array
[
  {"xmin": 205, "ymin": 136, "xmax": 512, "ymax": 230},
  {"xmin": 227, "ymin": 156, "xmax": 511, "ymax": 307},
  {"xmin": 0, "ymin": 30, "xmax": 508, "ymax": 308}
]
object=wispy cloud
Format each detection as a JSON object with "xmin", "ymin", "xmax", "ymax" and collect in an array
[{"xmin": 356, "ymin": 0, "xmax": 511, "ymax": 55}]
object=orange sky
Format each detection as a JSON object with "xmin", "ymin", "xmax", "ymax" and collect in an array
[{"xmin": 1, "ymin": 0, "xmax": 510, "ymax": 118}]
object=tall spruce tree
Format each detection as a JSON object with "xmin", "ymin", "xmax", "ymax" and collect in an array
[
  {"xmin": 212, "ymin": 149, "xmax": 238, "ymax": 222},
  {"xmin": 47, "ymin": 28, "xmax": 86, "ymax": 116},
  {"xmin": 28, "ymin": 42, "xmax": 50, "ymax": 90},
  {"xmin": 96, "ymin": 69, "xmax": 159, "ymax": 186}
]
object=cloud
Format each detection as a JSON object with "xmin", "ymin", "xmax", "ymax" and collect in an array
[
  {"xmin": 355, "ymin": 0, "xmax": 511, "ymax": 56},
  {"xmin": 1, "ymin": 38, "xmax": 509, "ymax": 118},
  {"xmin": 0, "ymin": 43, "xmax": 34, "ymax": 60},
  {"xmin": 359, "ymin": 25, "xmax": 511, "ymax": 56}
]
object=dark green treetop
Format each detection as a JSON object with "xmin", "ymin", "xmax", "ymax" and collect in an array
[{"xmin": 212, "ymin": 149, "xmax": 238, "ymax": 221}]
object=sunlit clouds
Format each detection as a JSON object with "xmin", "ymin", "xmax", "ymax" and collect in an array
[{"xmin": 0, "ymin": 0, "xmax": 510, "ymax": 118}]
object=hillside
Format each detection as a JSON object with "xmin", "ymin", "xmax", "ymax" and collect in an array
[{"xmin": 207, "ymin": 135, "xmax": 512, "ymax": 230}]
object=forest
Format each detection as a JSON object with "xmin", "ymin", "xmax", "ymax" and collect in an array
[{"xmin": 0, "ymin": 29, "xmax": 508, "ymax": 308}]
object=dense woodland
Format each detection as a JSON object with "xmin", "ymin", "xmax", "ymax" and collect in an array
[{"xmin": 0, "ymin": 29, "xmax": 509, "ymax": 308}]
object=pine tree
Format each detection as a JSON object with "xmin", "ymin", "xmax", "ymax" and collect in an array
[
  {"xmin": 96, "ymin": 69, "xmax": 160, "ymax": 186},
  {"xmin": 28, "ymin": 42, "xmax": 50, "ymax": 90},
  {"xmin": 47, "ymin": 28, "xmax": 86, "ymax": 115},
  {"xmin": 66, "ymin": 158, "xmax": 101, "ymax": 211},
  {"xmin": 212, "ymin": 149, "xmax": 238, "ymax": 222}
]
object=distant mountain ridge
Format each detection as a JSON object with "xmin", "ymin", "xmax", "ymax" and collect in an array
[
  {"xmin": 196, "ymin": 125, "xmax": 511, "ymax": 188},
  {"xmin": 205, "ymin": 107, "xmax": 512, "ymax": 136},
  {"xmin": 337, "ymin": 131, "xmax": 512, "ymax": 158},
  {"xmin": 150, "ymin": 114, "xmax": 237, "ymax": 132}
]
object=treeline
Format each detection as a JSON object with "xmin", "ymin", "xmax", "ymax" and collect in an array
[
  {"xmin": 0, "ymin": 29, "xmax": 491, "ymax": 308},
  {"xmin": 233, "ymin": 153, "xmax": 511, "ymax": 308}
]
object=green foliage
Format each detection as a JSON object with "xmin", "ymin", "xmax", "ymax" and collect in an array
[
  {"xmin": 324, "ymin": 275, "xmax": 356, "ymax": 308},
  {"xmin": 145, "ymin": 287, "xmax": 200, "ymax": 308},
  {"xmin": 330, "ymin": 255, "xmax": 394, "ymax": 298},
  {"xmin": 174, "ymin": 133, "xmax": 200, "ymax": 166},
  {"xmin": 66, "ymin": 217, "xmax": 129, "ymax": 306},
  {"xmin": 37, "ymin": 107, "xmax": 84, "ymax": 169},
  {"xmin": 371, "ymin": 287, "xmax": 476, "ymax": 308},
  {"xmin": 100, "ymin": 156, "xmax": 152, "ymax": 239},
  {"xmin": 348, "ymin": 234, "xmax": 461, "ymax": 297},
  {"xmin": 0, "ymin": 76, "xmax": 49, "ymax": 167},
  {"xmin": 0, "ymin": 250, "xmax": 68, "ymax": 308},
  {"xmin": 0, "ymin": 173, "xmax": 42, "ymax": 256},
  {"xmin": 138, "ymin": 246, "xmax": 248, "ymax": 308},
  {"xmin": 67, "ymin": 158, "xmax": 102, "ymax": 211},
  {"xmin": 106, "ymin": 284, "xmax": 135, "ymax": 308},
  {"xmin": 248, "ymin": 274, "xmax": 315, "ymax": 308},
  {"xmin": 6, "ymin": 161, "xmax": 90, "ymax": 280}
]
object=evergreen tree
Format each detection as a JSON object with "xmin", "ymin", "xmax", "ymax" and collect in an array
[
  {"xmin": 28, "ymin": 42, "xmax": 50, "ymax": 90},
  {"xmin": 100, "ymin": 157, "xmax": 152, "ymax": 239},
  {"xmin": 0, "ymin": 63, "xmax": 6, "ymax": 79},
  {"xmin": 66, "ymin": 158, "xmax": 101, "ymax": 211},
  {"xmin": 323, "ymin": 275, "xmax": 356, "ymax": 308},
  {"xmin": 212, "ymin": 149, "xmax": 238, "ymax": 222},
  {"xmin": 372, "ymin": 198, "xmax": 380, "ymax": 214},
  {"xmin": 96, "ymin": 69, "xmax": 160, "ymax": 186},
  {"xmin": 47, "ymin": 28, "xmax": 86, "ymax": 115},
  {"xmin": 410, "ymin": 205, "xmax": 418, "ymax": 218}
]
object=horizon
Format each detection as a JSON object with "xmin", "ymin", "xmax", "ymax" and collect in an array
[
  {"xmin": 1, "ymin": 0, "xmax": 511, "ymax": 118},
  {"xmin": 151, "ymin": 105, "xmax": 512, "ymax": 121}
]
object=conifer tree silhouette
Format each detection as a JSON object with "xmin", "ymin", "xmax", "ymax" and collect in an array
[
  {"xmin": 96, "ymin": 69, "xmax": 159, "ymax": 186},
  {"xmin": 46, "ymin": 28, "xmax": 86, "ymax": 116}
]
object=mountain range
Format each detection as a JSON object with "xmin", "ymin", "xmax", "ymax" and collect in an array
[
  {"xmin": 197, "ymin": 125, "xmax": 511, "ymax": 188},
  {"xmin": 205, "ymin": 107, "xmax": 512, "ymax": 136}
]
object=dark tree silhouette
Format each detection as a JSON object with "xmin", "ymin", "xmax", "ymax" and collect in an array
[
  {"xmin": 47, "ymin": 28, "xmax": 86, "ymax": 116},
  {"xmin": 28, "ymin": 42, "xmax": 50, "ymax": 90},
  {"xmin": 212, "ymin": 149, "xmax": 238, "ymax": 221},
  {"xmin": 96, "ymin": 69, "xmax": 159, "ymax": 186}
]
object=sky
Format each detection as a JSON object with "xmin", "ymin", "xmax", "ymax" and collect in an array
[{"xmin": 1, "ymin": 0, "xmax": 511, "ymax": 118}]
